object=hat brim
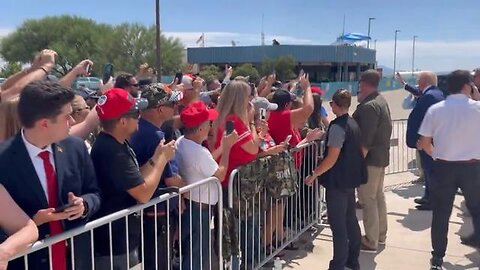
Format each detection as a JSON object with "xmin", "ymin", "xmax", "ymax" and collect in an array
[
  {"xmin": 134, "ymin": 98, "xmax": 149, "ymax": 110},
  {"xmin": 267, "ymin": 103, "xmax": 278, "ymax": 111}
]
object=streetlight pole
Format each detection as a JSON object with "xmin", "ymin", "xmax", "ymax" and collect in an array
[
  {"xmin": 393, "ymin": 29, "xmax": 400, "ymax": 77},
  {"xmin": 155, "ymin": 0, "xmax": 162, "ymax": 81},
  {"xmin": 412, "ymin": 35, "xmax": 418, "ymax": 77},
  {"xmin": 367, "ymin": 17, "xmax": 375, "ymax": 49}
]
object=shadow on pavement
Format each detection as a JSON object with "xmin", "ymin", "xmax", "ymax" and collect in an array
[
  {"xmin": 389, "ymin": 209, "xmax": 432, "ymax": 232},
  {"xmin": 443, "ymin": 251, "xmax": 480, "ymax": 269},
  {"xmin": 390, "ymin": 181, "xmax": 424, "ymax": 200},
  {"xmin": 280, "ymin": 227, "xmax": 322, "ymax": 269}
]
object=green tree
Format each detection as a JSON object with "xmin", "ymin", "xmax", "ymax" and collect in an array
[
  {"xmin": 199, "ymin": 65, "xmax": 221, "ymax": 82},
  {"xmin": 274, "ymin": 56, "xmax": 296, "ymax": 81},
  {"xmin": 259, "ymin": 56, "xmax": 296, "ymax": 81},
  {"xmin": 0, "ymin": 16, "xmax": 111, "ymax": 75},
  {"xmin": 259, "ymin": 58, "xmax": 276, "ymax": 77},
  {"xmin": 0, "ymin": 16, "xmax": 184, "ymax": 76},
  {"xmin": 0, "ymin": 62, "xmax": 22, "ymax": 78},
  {"xmin": 232, "ymin": 63, "xmax": 259, "ymax": 82}
]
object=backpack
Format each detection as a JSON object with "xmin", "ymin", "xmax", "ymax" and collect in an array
[{"xmin": 265, "ymin": 151, "xmax": 299, "ymax": 199}]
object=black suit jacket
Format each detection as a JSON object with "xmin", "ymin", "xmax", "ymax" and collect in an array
[{"xmin": 0, "ymin": 133, "xmax": 101, "ymax": 270}]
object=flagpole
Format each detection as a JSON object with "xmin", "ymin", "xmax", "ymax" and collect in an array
[{"xmin": 202, "ymin": 32, "xmax": 205, "ymax": 47}]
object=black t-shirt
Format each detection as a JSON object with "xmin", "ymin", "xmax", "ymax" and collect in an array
[{"xmin": 90, "ymin": 132, "xmax": 144, "ymax": 256}]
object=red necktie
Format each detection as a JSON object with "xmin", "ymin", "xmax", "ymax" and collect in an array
[{"xmin": 38, "ymin": 151, "xmax": 66, "ymax": 270}]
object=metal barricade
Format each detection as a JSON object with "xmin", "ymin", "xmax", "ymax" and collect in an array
[
  {"xmin": 385, "ymin": 119, "xmax": 418, "ymax": 175},
  {"xmin": 226, "ymin": 141, "xmax": 325, "ymax": 270},
  {"xmin": 10, "ymin": 177, "xmax": 223, "ymax": 270}
]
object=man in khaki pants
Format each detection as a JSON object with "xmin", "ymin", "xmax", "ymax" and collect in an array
[{"xmin": 353, "ymin": 70, "xmax": 393, "ymax": 252}]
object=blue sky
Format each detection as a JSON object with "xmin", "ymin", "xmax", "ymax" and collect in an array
[{"xmin": 1, "ymin": 0, "xmax": 479, "ymax": 72}]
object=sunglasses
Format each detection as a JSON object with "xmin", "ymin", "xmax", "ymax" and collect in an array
[
  {"xmin": 122, "ymin": 110, "xmax": 140, "ymax": 119},
  {"xmin": 130, "ymin": 83, "xmax": 140, "ymax": 87}
]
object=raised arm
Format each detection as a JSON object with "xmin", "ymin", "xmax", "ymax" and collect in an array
[
  {"xmin": 58, "ymin": 59, "xmax": 93, "ymax": 88},
  {"xmin": 0, "ymin": 185, "xmax": 39, "ymax": 268},
  {"xmin": 1, "ymin": 50, "xmax": 57, "ymax": 101},
  {"xmin": 290, "ymin": 74, "xmax": 314, "ymax": 126}
]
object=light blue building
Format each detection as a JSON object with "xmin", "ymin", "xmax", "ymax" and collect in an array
[{"xmin": 187, "ymin": 44, "xmax": 376, "ymax": 83}]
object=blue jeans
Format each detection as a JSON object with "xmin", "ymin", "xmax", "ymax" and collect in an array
[{"xmin": 181, "ymin": 202, "xmax": 214, "ymax": 270}]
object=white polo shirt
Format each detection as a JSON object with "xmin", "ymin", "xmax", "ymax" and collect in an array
[
  {"xmin": 175, "ymin": 136, "xmax": 219, "ymax": 205},
  {"xmin": 418, "ymin": 94, "xmax": 480, "ymax": 161}
]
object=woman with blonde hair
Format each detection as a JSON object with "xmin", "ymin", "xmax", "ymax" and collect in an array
[
  {"xmin": 213, "ymin": 80, "xmax": 259, "ymax": 187},
  {"xmin": 212, "ymin": 80, "xmax": 260, "ymax": 268},
  {"xmin": 0, "ymin": 95, "xmax": 21, "ymax": 143}
]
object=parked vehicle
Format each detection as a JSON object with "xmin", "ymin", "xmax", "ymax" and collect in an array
[{"xmin": 72, "ymin": 77, "xmax": 101, "ymax": 90}]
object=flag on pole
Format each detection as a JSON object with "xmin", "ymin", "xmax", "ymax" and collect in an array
[{"xmin": 196, "ymin": 33, "xmax": 205, "ymax": 46}]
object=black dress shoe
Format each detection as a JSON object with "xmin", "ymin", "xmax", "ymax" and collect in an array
[
  {"xmin": 430, "ymin": 257, "xmax": 443, "ymax": 269},
  {"xmin": 460, "ymin": 234, "xmax": 480, "ymax": 248},
  {"xmin": 415, "ymin": 204, "xmax": 432, "ymax": 211},
  {"xmin": 414, "ymin": 197, "xmax": 429, "ymax": 205}
]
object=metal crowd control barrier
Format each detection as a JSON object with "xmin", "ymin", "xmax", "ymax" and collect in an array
[
  {"xmin": 10, "ymin": 177, "xmax": 223, "ymax": 270},
  {"xmin": 385, "ymin": 119, "xmax": 418, "ymax": 175},
  {"xmin": 227, "ymin": 141, "xmax": 326, "ymax": 270}
]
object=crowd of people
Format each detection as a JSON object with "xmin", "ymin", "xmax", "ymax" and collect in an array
[{"xmin": 0, "ymin": 47, "xmax": 478, "ymax": 270}]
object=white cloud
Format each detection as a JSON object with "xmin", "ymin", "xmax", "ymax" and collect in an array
[
  {"xmin": 163, "ymin": 31, "xmax": 312, "ymax": 47},
  {"xmin": 375, "ymin": 40, "xmax": 480, "ymax": 72},
  {"xmin": 0, "ymin": 28, "xmax": 13, "ymax": 37}
]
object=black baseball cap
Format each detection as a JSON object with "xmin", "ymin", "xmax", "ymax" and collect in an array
[{"xmin": 272, "ymin": 89, "xmax": 296, "ymax": 109}]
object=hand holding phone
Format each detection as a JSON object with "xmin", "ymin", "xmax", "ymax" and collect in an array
[
  {"xmin": 53, "ymin": 202, "xmax": 76, "ymax": 213},
  {"xmin": 259, "ymin": 108, "xmax": 267, "ymax": 120},
  {"xmin": 174, "ymin": 72, "xmax": 183, "ymax": 85},
  {"xmin": 85, "ymin": 64, "xmax": 92, "ymax": 75}
]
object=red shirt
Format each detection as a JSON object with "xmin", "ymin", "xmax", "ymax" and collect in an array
[
  {"xmin": 267, "ymin": 110, "xmax": 303, "ymax": 168},
  {"xmin": 267, "ymin": 110, "xmax": 301, "ymax": 147},
  {"xmin": 215, "ymin": 115, "xmax": 257, "ymax": 187}
]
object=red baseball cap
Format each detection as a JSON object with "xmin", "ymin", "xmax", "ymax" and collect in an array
[
  {"xmin": 96, "ymin": 88, "xmax": 148, "ymax": 120},
  {"xmin": 180, "ymin": 101, "xmax": 218, "ymax": 128},
  {"xmin": 311, "ymin": 86, "xmax": 326, "ymax": 95}
]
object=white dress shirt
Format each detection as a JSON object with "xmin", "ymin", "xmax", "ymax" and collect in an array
[
  {"xmin": 419, "ymin": 94, "xmax": 480, "ymax": 161},
  {"xmin": 21, "ymin": 129, "xmax": 56, "ymax": 202}
]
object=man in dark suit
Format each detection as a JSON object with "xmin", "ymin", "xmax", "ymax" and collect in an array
[
  {"xmin": 0, "ymin": 81, "xmax": 101, "ymax": 270},
  {"xmin": 406, "ymin": 71, "xmax": 444, "ymax": 211}
]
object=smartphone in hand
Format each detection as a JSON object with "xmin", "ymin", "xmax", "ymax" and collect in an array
[
  {"xmin": 225, "ymin": 121, "xmax": 235, "ymax": 135},
  {"xmin": 102, "ymin": 63, "xmax": 114, "ymax": 84},
  {"xmin": 259, "ymin": 108, "xmax": 267, "ymax": 120},
  {"xmin": 85, "ymin": 64, "xmax": 92, "ymax": 75},
  {"xmin": 174, "ymin": 72, "xmax": 183, "ymax": 84},
  {"xmin": 53, "ymin": 202, "xmax": 76, "ymax": 213}
]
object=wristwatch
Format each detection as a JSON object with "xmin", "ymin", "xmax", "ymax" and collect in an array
[{"xmin": 81, "ymin": 201, "xmax": 89, "ymax": 218}]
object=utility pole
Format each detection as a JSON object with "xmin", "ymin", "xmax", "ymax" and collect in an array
[
  {"xmin": 393, "ymin": 29, "xmax": 400, "ymax": 77},
  {"xmin": 261, "ymin": 13, "xmax": 265, "ymax": 46},
  {"xmin": 367, "ymin": 17, "xmax": 375, "ymax": 49},
  {"xmin": 155, "ymin": 0, "xmax": 162, "ymax": 81}
]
